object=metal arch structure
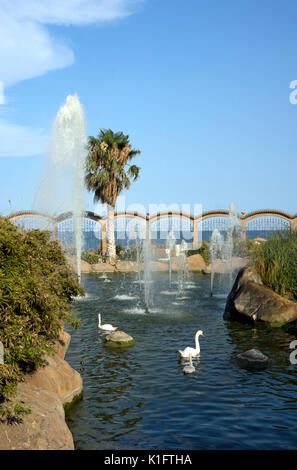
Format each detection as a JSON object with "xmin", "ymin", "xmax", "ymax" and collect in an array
[
  {"xmin": 6, "ymin": 208, "xmax": 297, "ymax": 255},
  {"xmin": 6, "ymin": 210, "xmax": 55, "ymax": 225},
  {"xmin": 6, "ymin": 210, "xmax": 55, "ymax": 232},
  {"xmin": 241, "ymin": 209, "xmax": 297, "ymax": 238}
]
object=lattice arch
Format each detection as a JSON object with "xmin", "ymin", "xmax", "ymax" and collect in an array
[
  {"xmin": 56, "ymin": 217, "xmax": 102, "ymax": 252},
  {"xmin": 198, "ymin": 216, "xmax": 229, "ymax": 241},
  {"xmin": 245, "ymin": 216, "xmax": 290, "ymax": 239},
  {"xmin": 10, "ymin": 216, "xmax": 54, "ymax": 232},
  {"xmin": 110, "ymin": 217, "xmax": 147, "ymax": 245},
  {"xmin": 150, "ymin": 216, "xmax": 193, "ymax": 243}
]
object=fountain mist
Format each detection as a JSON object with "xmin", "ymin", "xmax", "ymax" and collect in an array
[
  {"xmin": 223, "ymin": 202, "xmax": 243, "ymax": 287},
  {"xmin": 166, "ymin": 231, "xmax": 176, "ymax": 288},
  {"xmin": 37, "ymin": 94, "xmax": 87, "ymax": 282},
  {"xmin": 210, "ymin": 228, "xmax": 223, "ymax": 296}
]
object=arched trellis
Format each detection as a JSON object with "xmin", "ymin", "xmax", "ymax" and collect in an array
[
  {"xmin": 241, "ymin": 210, "xmax": 297, "ymax": 240},
  {"xmin": 6, "ymin": 209, "xmax": 297, "ymax": 255},
  {"xmin": 6, "ymin": 210, "xmax": 55, "ymax": 232},
  {"xmin": 149, "ymin": 211, "xmax": 194, "ymax": 245}
]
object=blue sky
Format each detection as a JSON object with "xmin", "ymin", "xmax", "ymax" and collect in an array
[{"xmin": 0, "ymin": 0, "xmax": 297, "ymax": 216}]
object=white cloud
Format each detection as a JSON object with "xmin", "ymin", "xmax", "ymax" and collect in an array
[
  {"xmin": 3, "ymin": 0, "xmax": 141, "ymax": 26},
  {"xmin": 0, "ymin": 0, "xmax": 142, "ymax": 87},
  {"xmin": 0, "ymin": 119, "xmax": 46, "ymax": 157},
  {"xmin": 0, "ymin": 0, "xmax": 143, "ymax": 157}
]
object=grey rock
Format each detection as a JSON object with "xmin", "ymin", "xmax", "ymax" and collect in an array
[
  {"xmin": 237, "ymin": 348, "xmax": 268, "ymax": 363},
  {"xmin": 235, "ymin": 348, "xmax": 269, "ymax": 370}
]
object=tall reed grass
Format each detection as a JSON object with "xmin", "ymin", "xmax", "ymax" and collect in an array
[{"xmin": 253, "ymin": 231, "xmax": 297, "ymax": 301}]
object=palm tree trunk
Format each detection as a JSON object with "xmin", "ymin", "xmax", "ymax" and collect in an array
[{"xmin": 107, "ymin": 204, "xmax": 116, "ymax": 262}]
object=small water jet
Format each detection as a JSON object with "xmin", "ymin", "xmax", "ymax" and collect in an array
[
  {"xmin": 176, "ymin": 240, "xmax": 189, "ymax": 298},
  {"xmin": 142, "ymin": 224, "xmax": 152, "ymax": 313},
  {"xmin": 209, "ymin": 228, "xmax": 223, "ymax": 296},
  {"xmin": 223, "ymin": 202, "xmax": 243, "ymax": 287},
  {"xmin": 128, "ymin": 222, "xmax": 152, "ymax": 313},
  {"xmin": 166, "ymin": 231, "xmax": 176, "ymax": 288}
]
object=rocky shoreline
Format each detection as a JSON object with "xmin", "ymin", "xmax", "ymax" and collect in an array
[
  {"xmin": 0, "ymin": 329, "xmax": 82, "ymax": 450},
  {"xmin": 224, "ymin": 266, "xmax": 297, "ymax": 326}
]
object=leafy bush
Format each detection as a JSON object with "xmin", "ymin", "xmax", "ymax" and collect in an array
[
  {"xmin": 0, "ymin": 218, "xmax": 84, "ymax": 406},
  {"xmin": 253, "ymin": 231, "xmax": 297, "ymax": 301},
  {"xmin": 187, "ymin": 241, "xmax": 210, "ymax": 264},
  {"xmin": 116, "ymin": 244, "xmax": 125, "ymax": 258},
  {"xmin": 81, "ymin": 251, "xmax": 101, "ymax": 264},
  {"xmin": 117, "ymin": 247, "xmax": 137, "ymax": 261}
]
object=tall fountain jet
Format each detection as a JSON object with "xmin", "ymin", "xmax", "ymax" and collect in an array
[
  {"xmin": 210, "ymin": 228, "xmax": 223, "ymax": 296},
  {"xmin": 37, "ymin": 94, "xmax": 87, "ymax": 282},
  {"xmin": 166, "ymin": 231, "xmax": 176, "ymax": 288},
  {"xmin": 223, "ymin": 202, "xmax": 243, "ymax": 287}
]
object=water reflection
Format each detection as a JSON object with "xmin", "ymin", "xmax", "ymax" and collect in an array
[{"xmin": 65, "ymin": 272, "xmax": 297, "ymax": 450}]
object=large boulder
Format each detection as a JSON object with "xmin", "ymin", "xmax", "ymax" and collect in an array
[
  {"xmin": 55, "ymin": 329, "xmax": 71, "ymax": 359},
  {"xmin": 0, "ymin": 383, "xmax": 74, "ymax": 450},
  {"xmin": 24, "ymin": 353, "xmax": 82, "ymax": 406},
  {"xmin": 0, "ymin": 328, "xmax": 81, "ymax": 450},
  {"xmin": 225, "ymin": 267, "xmax": 297, "ymax": 325}
]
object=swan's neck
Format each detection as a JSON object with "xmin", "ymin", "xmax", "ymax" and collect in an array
[
  {"xmin": 195, "ymin": 333, "xmax": 200, "ymax": 350},
  {"xmin": 98, "ymin": 314, "xmax": 101, "ymax": 326}
]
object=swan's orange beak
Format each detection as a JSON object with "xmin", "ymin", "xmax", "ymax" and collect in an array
[{"xmin": 201, "ymin": 332, "xmax": 205, "ymax": 336}]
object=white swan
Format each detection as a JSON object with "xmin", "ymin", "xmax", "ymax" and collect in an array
[
  {"xmin": 98, "ymin": 313, "xmax": 117, "ymax": 332},
  {"xmin": 178, "ymin": 330, "xmax": 204, "ymax": 358},
  {"xmin": 183, "ymin": 354, "xmax": 195, "ymax": 374}
]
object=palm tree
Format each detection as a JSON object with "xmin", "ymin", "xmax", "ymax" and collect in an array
[{"xmin": 85, "ymin": 129, "xmax": 141, "ymax": 261}]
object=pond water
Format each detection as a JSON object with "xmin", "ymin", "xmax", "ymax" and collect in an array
[{"xmin": 65, "ymin": 272, "xmax": 297, "ymax": 450}]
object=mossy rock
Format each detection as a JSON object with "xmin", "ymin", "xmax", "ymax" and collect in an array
[
  {"xmin": 104, "ymin": 331, "xmax": 136, "ymax": 348},
  {"xmin": 63, "ymin": 391, "xmax": 83, "ymax": 417}
]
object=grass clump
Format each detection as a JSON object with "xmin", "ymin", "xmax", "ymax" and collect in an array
[
  {"xmin": 253, "ymin": 231, "xmax": 297, "ymax": 301},
  {"xmin": 0, "ymin": 217, "xmax": 84, "ymax": 419}
]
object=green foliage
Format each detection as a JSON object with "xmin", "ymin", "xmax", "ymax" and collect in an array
[
  {"xmin": 81, "ymin": 250, "xmax": 101, "ymax": 264},
  {"xmin": 85, "ymin": 129, "xmax": 141, "ymax": 207},
  {"xmin": 0, "ymin": 402, "xmax": 32, "ymax": 424},
  {"xmin": 116, "ymin": 244, "xmax": 125, "ymax": 257},
  {"xmin": 187, "ymin": 241, "xmax": 210, "ymax": 264},
  {"xmin": 117, "ymin": 246, "xmax": 137, "ymax": 261},
  {"xmin": 253, "ymin": 231, "xmax": 297, "ymax": 301},
  {"xmin": 0, "ymin": 218, "xmax": 84, "ymax": 407}
]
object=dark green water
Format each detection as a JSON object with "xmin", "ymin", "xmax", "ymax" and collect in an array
[{"xmin": 65, "ymin": 272, "xmax": 297, "ymax": 450}]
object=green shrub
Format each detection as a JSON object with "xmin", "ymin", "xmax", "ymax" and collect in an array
[
  {"xmin": 116, "ymin": 244, "xmax": 125, "ymax": 258},
  {"xmin": 118, "ymin": 247, "xmax": 137, "ymax": 261},
  {"xmin": 81, "ymin": 251, "xmax": 100, "ymax": 264},
  {"xmin": 0, "ymin": 218, "xmax": 84, "ymax": 406},
  {"xmin": 253, "ymin": 231, "xmax": 297, "ymax": 301},
  {"xmin": 187, "ymin": 241, "xmax": 210, "ymax": 264}
]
